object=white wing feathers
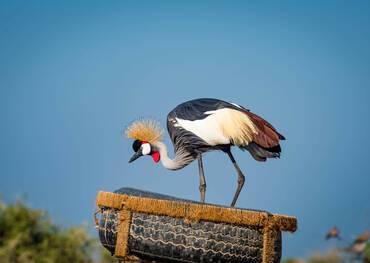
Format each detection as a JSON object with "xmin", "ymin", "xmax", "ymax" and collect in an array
[{"xmin": 175, "ymin": 108, "xmax": 257, "ymax": 146}]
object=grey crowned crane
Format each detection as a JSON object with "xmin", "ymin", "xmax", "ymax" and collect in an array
[{"xmin": 126, "ymin": 98, "xmax": 285, "ymax": 207}]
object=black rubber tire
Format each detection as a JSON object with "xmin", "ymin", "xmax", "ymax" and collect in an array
[
  {"xmin": 97, "ymin": 188, "xmax": 282, "ymax": 262},
  {"xmin": 129, "ymin": 212, "xmax": 263, "ymax": 263},
  {"xmin": 98, "ymin": 209, "xmax": 281, "ymax": 263},
  {"xmin": 99, "ymin": 208, "xmax": 118, "ymax": 255}
]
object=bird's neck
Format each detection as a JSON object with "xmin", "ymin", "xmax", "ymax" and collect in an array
[{"xmin": 154, "ymin": 141, "xmax": 195, "ymax": 170}]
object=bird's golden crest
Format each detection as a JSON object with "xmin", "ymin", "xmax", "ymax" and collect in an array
[{"xmin": 125, "ymin": 119, "xmax": 164, "ymax": 143}]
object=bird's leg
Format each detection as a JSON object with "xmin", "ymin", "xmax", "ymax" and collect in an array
[
  {"xmin": 226, "ymin": 149, "xmax": 245, "ymax": 207},
  {"xmin": 198, "ymin": 154, "xmax": 206, "ymax": 203}
]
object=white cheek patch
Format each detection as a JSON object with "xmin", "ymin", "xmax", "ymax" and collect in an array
[{"xmin": 141, "ymin": 143, "xmax": 151, "ymax": 155}]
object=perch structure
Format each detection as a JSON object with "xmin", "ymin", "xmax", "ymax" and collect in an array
[{"xmin": 95, "ymin": 188, "xmax": 297, "ymax": 263}]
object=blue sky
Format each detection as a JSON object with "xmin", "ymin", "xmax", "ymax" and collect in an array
[{"xmin": 1, "ymin": 0, "xmax": 370, "ymax": 259}]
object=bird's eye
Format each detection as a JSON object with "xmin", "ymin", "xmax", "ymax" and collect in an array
[
  {"xmin": 141, "ymin": 143, "xmax": 151, "ymax": 155},
  {"xmin": 132, "ymin": 140, "xmax": 141, "ymax": 152}
]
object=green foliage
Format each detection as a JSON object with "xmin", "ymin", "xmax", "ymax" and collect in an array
[
  {"xmin": 364, "ymin": 243, "xmax": 370, "ymax": 263},
  {"xmin": 0, "ymin": 197, "xmax": 115, "ymax": 263}
]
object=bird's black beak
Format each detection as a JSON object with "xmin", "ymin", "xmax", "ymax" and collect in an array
[{"xmin": 128, "ymin": 150, "xmax": 143, "ymax": 163}]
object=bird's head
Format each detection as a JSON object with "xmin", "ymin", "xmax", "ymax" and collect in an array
[
  {"xmin": 125, "ymin": 119, "xmax": 163, "ymax": 164},
  {"xmin": 129, "ymin": 140, "xmax": 160, "ymax": 163}
]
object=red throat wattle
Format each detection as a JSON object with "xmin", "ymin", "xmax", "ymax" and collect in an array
[{"xmin": 151, "ymin": 151, "xmax": 160, "ymax": 163}]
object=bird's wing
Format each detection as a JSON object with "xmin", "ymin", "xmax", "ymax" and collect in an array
[
  {"xmin": 167, "ymin": 111, "xmax": 209, "ymax": 155},
  {"xmin": 167, "ymin": 99, "xmax": 231, "ymax": 150},
  {"xmin": 243, "ymin": 110, "xmax": 285, "ymax": 148},
  {"xmin": 208, "ymin": 108, "xmax": 257, "ymax": 146},
  {"xmin": 167, "ymin": 98, "xmax": 285, "ymax": 150},
  {"xmin": 214, "ymin": 107, "xmax": 284, "ymax": 149},
  {"xmin": 169, "ymin": 98, "xmax": 236, "ymax": 121}
]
